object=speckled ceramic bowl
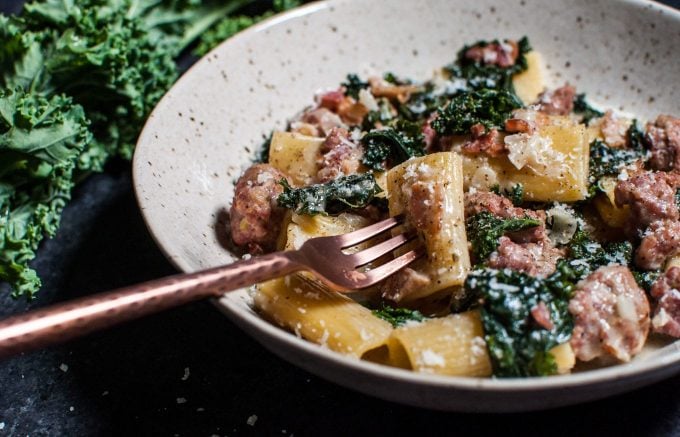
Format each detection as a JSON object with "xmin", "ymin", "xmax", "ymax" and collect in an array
[{"xmin": 133, "ymin": 0, "xmax": 680, "ymax": 412}]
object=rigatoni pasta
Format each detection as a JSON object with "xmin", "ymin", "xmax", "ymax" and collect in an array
[{"xmin": 227, "ymin": 35, "xmax": 677, "ymax": 379}]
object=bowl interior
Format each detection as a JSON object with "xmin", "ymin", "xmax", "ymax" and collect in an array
[{"xmin": 133, "ymin": 0, "xmax": 680, "ymax": 411}]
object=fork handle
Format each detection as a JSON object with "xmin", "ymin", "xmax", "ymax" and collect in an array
[{"xmin": 0, "ymin": 251, "xmax": 306, "ymax": 360}]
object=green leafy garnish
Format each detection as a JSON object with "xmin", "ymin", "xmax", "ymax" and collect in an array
[
  {"xmin": 445, "ymin": 37, "xmax": 531, "ymax": 91},
  {"xmin": 372, "ymin": 305, "xmax": 426, "ymax": 327},
  {"xmin": 573, "ymin": 93, "xmax": 603, "ymax": 125},
  {"xmin": 277, "ymin": 173, "xmax": 382, "ymax": 216},
  {"xmin": 464, "ymin": 267, "xmax": 573, "ymax": 377},
  {"xmin": 491, "ymin": 183, "xmax": 524, "ymax": 206},
  {"xmin": 588, "ymin": 139, "xmax": 646, "ymax": 197},
  {"xmin": 466, "ymin": 211, "xmax": 541, "ymax": 262},
  {"xmin": 632, "ymin": 270, "xmax": 662, "ymax": 292},
  {"xmin": 361, "ymin": 120, "xmax": 425, "ymax": 170},
  {"xmin": 431, "ymin": 89, "xmax": 522, "ymax": 136},
  {"xmin": 341, "ymin": 74, "xmax": 369, "ymax": 99}
]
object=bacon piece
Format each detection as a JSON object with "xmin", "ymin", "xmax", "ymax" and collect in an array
[
  {"xmin": 600, "ymin": 110, "xmax": 629, "ymax": 148},
  {"xmin": 461, "ymin": 124, "xmax": 506, "ymax": 157},
  {"xmin": 299, "ymin": 107, "xmax": 346, "ymax": 137},
  {"xmin": 369, "ymin": 77, "xmax": 420, "ymax": 104}
]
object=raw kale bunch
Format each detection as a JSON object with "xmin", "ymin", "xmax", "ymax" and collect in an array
[
  {"xmin": 277, "ymin": 173, "xmax": 383, "ymax": 216},
  {"xmin": 0, "ymin": 0, "xmax": 278, "ymax": 298}
]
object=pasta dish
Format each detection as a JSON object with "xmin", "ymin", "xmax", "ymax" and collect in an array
[{"xmin": 226, "ymin": 37, "xmax": 679, "ymax": 377}]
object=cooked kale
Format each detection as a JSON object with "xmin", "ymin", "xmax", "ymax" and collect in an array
[
  {"xmin": 466, "ymin": 211, "xmax": 541, "ymax": 262},
  {"xmin": 464, "ymin": 267, "xmax": 573, "ymax": 377},
  {"xmin": 431, "ymin": 89, "xmax": 522, "ymax": 136},
  {"xmin": 277, "ymin": 173, "xmax": 382, "ymax": 215},
  {"xmin": 373, "ymin": 305, "xmax": 426, "ymax": 327},
  {"xmin": 445, "ymin": 37, "xmax": 531, "ymax": 91},
  {"xmin": 626, "ymin": 120, "xmax": 648, "ymax": 150},
  {"xmin": 632, "ymin": 270, "xmax": 662, "ymax": 292},
  {"xmin": 562, "ymin": 227, "xmax": 633, "ymax": 280},
  {"xmin": 573, "ymin": 93, "xmax": 604, "ymax": 125},
  {"xmin": 491, "ymin": 184, "xmax": 524, "ymax": 206},
  {"xmin": 361, "ymin": 120, "xmax": 425, "ymax": 170},
  {"xmin": 362, "ymin": 98, "xmax": 395, "ymax": 131},
  {"xmin": 588, "ymin": 139, "xmax": 646, "ymax": 197},
  {"xmin": 342, "ymin": 74, "xmax": 369, "ymax": 99}
]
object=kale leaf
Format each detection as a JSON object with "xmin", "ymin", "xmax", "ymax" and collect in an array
[
  {"xmin": 560, "ymin": 227, "xmax": 633, "ymax": 281},
  {"xmin": 361, "ymin": 120, "xmax": 425, "ymax": 170},
  {"xmin": 0, "ymin": 88, "xmax": 90, "ymax": 298},
  {"xmin": 464, "ymin": 267, "xmax": 573, "ymax": 377},
  {"xmin": 0, "ymin": 0, "xmax": 277, "ymax": 298},
  {"xmin": 588, "ymin": 139, "xmax": 646, "ymax": 197},
  {"xmin": 491, "ymin": 183, "xmax": 524, "ymax": 206},
  {"xmin": 431, "ymin": 89, "xmax": 522, "ymax": 136},
  {"xmin": 277, "ymin": 173, "xmax": 383, "ymax": 216},
  {"xmin": 342, "ymin": 74, "xmax": 369, "ymax": 99},
  {"xmin": 373, "ymin": 305, "xmax": 426, "ymax": 327},
  {"xmin": 445, "ymin": 37, "xmax": 531, "ymax": 91},
  {"xmin": 632, "ymin": 270, "xmax": 662, "ymax": 292},
  {"xmin": 195, "ymin": 0, "xmax": 303, "ymax": 56},
  {"xmin": 466, "ymin": 211, "xmax": 541, "ymax": 262},
  {"xmin": 573, "ymin": 93, "xmax": 603, "ymax": 125}
]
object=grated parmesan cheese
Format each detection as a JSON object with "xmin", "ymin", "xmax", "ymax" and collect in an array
[
  {"xmin": 505, "ymin": 132, "xmax": 564, "ymax": 177},
  {"xmin": 420, "ymin": 349, "xmax": 446, "ymax": 367},
  {"xmin": 247, "ymin": 415, "xmax": 258, "ymax": 426}
]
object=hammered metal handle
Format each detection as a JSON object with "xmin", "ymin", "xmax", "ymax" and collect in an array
[{"xmin": 0, "ymin": 251, "xmax": 306, "ymax": 360}]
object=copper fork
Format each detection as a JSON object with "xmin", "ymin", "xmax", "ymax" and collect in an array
[{"xmin": 0, "ymin": 215, "xmax": 422, "ymax": 359}]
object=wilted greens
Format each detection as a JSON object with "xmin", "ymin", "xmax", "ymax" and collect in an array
[
  {"xmin": 277, "ymin": 173, "xmax": 383, "ymax": 216},
  {"xmin": 466, "ymin": 211, "xmax": 541, "ymax": 263},
  {"xmin": 372, "ymin": 305, "xmax": 426, "ymax": 327}
]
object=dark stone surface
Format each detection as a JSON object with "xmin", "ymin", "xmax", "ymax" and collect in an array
[{"xmin": 1, "ymin": 1, "xmax": 679, "ymax": 436}]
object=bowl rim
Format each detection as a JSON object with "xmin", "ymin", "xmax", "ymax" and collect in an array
[{"xmin": 133, "ymin": 0, "xmax": 680, "ymax": 395}]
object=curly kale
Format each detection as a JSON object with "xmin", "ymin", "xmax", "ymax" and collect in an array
[
  {"xmin": 431, "ymin": 89, "xmax": 522, "ymax": 136},
  {"xmin": 632, "ymin": 270, "xmax": 662, "ymax": 292},
  {"xmin": 445, "ymin": 37, "xmax": 531, "ymax": 91},
  {"xmin": 372, "ymin": 305, "xmax": 426, "ymax": 327},
  {"xmin": 464, "ymin": 267, "xmax": 573, "ymax": 377},
  {"xmin": 560, "ymin": 227, "xmax": 633, "ymax": 281},
  {"xmin": 277, "ymin": 173, "xmax": 382, "ymax": 216},
  {"xmin": 341, "ymin": 74, "xmax": 369, "ymax": 99},
  {"xmin": 466, "ymin": 211, "xmax": 541, "ymax": 262},
  {"xmin": 588, "ymin": 139, "xmax": 646, "ymax": 197},
  {"xmin": 0, "ymin": 0, "xmax": 285, "ymax": 298},
  {"xmin": 0, "ymin": 88, "xmax": 91, "ymax": 298},
  {"xmin": 573, "ymin": 93, "xmax": 603, "ymax": 125},
  {"xmin": 361, "ymin": 120, "xmax": 425, "ymax": 170},
  {"xmin": 362, "ymin": 98, "xmax": 395, "ymax": 131},
  {"xmin": 491, "ymin": 183, "xmax": 524, "ymax": 206}
]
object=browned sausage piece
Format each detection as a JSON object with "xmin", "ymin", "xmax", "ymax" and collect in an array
[
  {"xmin": 487, "ymin": 236, "xmax": 564, "ymax": 278},
  {"xmin": 650, "ymin": 267, "xmax": 680, "ymax": 337},
  {"xmin": 635, "ymin": 220, "xmax": 680, "ymax": 270},
  {"xmin": 569, "ymin": 266, "xmax": 650, "ymax": 362},
  {"xmin": 461, "ymin": 125, "xmax": 506, "ymax": 157},
  {"xmin": 534, "ymin": 84, "xmax": 576, "ymax": 116},
  {"xmin": 229, "ymin": 164, "xmax": 288, "ymax": 254},
  {"xmin": 615, "ymin": 170, "xmax": 680, "ymax": 236},
  {"xmin": 316, "ymin": 127, "xmax": 363, "ymax": 183},
  {"xmin": 464, "ymin": 40, "xmax": 519, "ymax": 68},
  {"xmin": 646, "ymin": 115, "xmax": 680, "ymax": 171}
]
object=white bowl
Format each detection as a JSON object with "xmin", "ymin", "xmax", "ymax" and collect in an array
[{"xmin": 133, "ymin": 0, "xmax": 680, "ymax": 412}]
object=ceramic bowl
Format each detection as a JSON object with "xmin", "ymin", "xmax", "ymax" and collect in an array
[{"xmin": 133, "ymin": 0, "xmax": 680, "ymax": 412}]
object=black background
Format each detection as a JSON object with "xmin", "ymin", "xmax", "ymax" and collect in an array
[{"xmin": 1, "ymin": 1, "xmax": 679, "ymax": 435}]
